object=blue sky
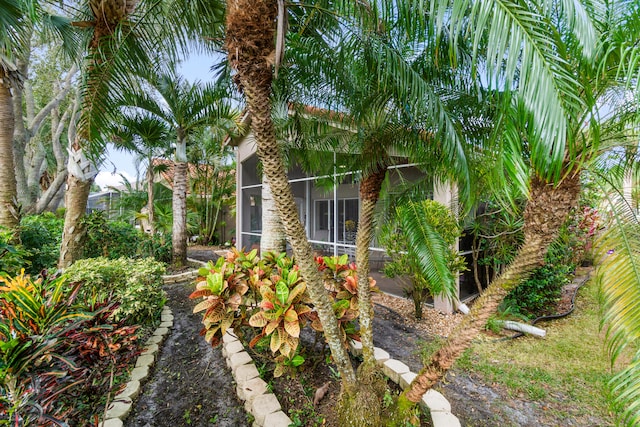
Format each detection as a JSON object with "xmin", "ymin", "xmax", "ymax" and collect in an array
[{"xmin": 95, "ymin": 52, "xmax": 223, "ymax": 189}]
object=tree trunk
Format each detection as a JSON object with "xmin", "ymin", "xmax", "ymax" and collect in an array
[
  {"xmin": 35, "ymin": 169, "xmax": 68, "ymax": 214},
  {"xmin": 147, "ymin": 161, "xmax": 155, "ymax": 234},
  {"xmin": 226, "ymin": 0, "xmax": 357, "ymax": 391},
  {"xmin": 396, "ymin": 171, "xmax": 581, "ymax": 417},
  {"xmin": 58, "ymin": 146, "xmax": 96, "ymax": 268},
  {"xmin": 0, "ymin": 74, "xmax": 19, "ymax": 231},
  {"xmin": 171, "ymin": 158, "xmax": 188, "ymax": 268},
  {"xmin": 260, "ymin": 174, "xmax": 286, "ymax": 254},
  {"xmin": 355, "ymin": 167, "xmax": 387, "ymax": 367}
]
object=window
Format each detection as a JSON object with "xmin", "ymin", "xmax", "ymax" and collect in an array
[{"xmin": 314, "ymin": 199, "xmax": 359, "ymax": 242}]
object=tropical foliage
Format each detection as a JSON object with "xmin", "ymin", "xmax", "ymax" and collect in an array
[
  {"xmin": 381, "ymin": 200, "xmax": 465, "ymax": 319},
  {"xmin": 63, "ymin": 257, "xmax": 166, "ymax": 325},
  {"xmin": 0, "ymin": 271, "xmax": 142, "ymax": 425},
  {"xmin": 191, "ymin": 249, "xmax": 376, "ymax": 377}
]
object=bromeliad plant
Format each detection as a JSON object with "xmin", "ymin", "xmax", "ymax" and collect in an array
[{"xmin": 191, "ymin": 250, "xmax": 377, "ymax": 376}]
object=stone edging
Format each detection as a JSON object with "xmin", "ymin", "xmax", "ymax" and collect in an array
[
  {"xmin": 99, "ymin": 305, "xmax": 175, "ymax": 427},
  {"xmin": 221, "ymin": 330, "xmax": 461, "ymax": 427},
  {"xmin": 161, "ymin": 258, "xmax": 207, "ymax": 284}
]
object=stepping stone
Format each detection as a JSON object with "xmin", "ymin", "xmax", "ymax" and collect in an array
[
  {"xmin": 399, "ymin": 371, "xmax": 417, "ymax": 390},
  {"xmin": 237, "ymin": 377, "xmax": 268, "ymax": 402},
  {"xmin": 373, "ymin": 347, "xmax": 390, "ymax": 365},
  {"xmin": 135, "ymin": 354, "xmax": 155, "ymax": 368},
  {"xmin": 99, "ymin": 419, "xmax": 123, "ymax": 427},
  {"xmin": 421, "ymin": 389, "xmax": 451, "ymax": 412},
  {"xmin": 225, "ymin": 340, "xmax": 244, "ymax": 355},
  {"xmin": 130, "ymin": 366, "xmax": 149, "ymax": 382},
  {"xmin": 141, "ymin": 344, "xmax": 159, "ymax": 356},
  {"xmin": 261, "ymin": 411, "xmax": 293, "ymax": 427},
  {"xmin": 234, "ymin": 364, "xmax": 260, "ymax": 384},
  {"xmin": 229, "ymin": 351, "xmax": 253, "ymax": 369},
  {"xmin": 153, "ymin": 327, "xmax": 169, "ymax": 336},
  {"xmin": 115, "ymin": 380, "xmax": 141, "ymax": 400}
]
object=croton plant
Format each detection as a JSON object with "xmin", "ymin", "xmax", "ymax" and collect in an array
[{"xmin": 190, "ymin": 250, "xmax": 377, "ymax": 376}]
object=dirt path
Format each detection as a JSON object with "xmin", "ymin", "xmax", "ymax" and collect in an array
[{"xmin": 124, "ymin": 280, "xmax": 249, "ymax": 427}]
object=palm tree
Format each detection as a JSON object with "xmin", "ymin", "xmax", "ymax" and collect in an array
[
  {"xmin": 55, "ymin": 0, "xmax": 228, "ymax": 267},
  {"xmin": 397, "ymin": 1, "xmax": 640, "ymax": 422},
  {"xmin": 57, "ymin": 0, "xmax": 155, "ymax": 268},
  {"xmin": 225, "ymin": 0, "xmax": 363, "ymax": 412},
  {"xmin": 110, "ymin": 113, "xmax": 172, "ymax": 234},
  {"xmin": 118, "ymin": 71, "xmax": 240, "ymax": 267}
]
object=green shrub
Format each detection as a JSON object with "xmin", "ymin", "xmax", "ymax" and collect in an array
[
  {"xmin": 502, "ymin": 242, "xmax": 574, "ymax": 319},
  {"xmin": 138, "ymin": 233, "xmax": 172, "ymax": 264},
  {"xmin": 20, "ymin": 213, "xmax": 64, "ymax": 274},
  {"xmin": 81, "ymin": 211, "xmax": 173, "ymax": 263},
  {"xmin": 64, "ymin": 257, "xmax": 166, "ymax": 325},
  {"xmin": 82, "ymin": 211, "xmax": 143, "ymax": 259},
  {"xmin": 0, "ymin": 228, "xmax": 27, "ymax": 275}
]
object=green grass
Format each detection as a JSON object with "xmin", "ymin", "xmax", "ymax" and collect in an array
[{"xmin": 426, "ymin": 277, "xmax": 625, "ymax": 424}]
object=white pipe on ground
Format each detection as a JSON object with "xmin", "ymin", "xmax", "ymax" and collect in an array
[{"xmin": 498, "ymin": 320, "xmax": 546, "ymax": 337}]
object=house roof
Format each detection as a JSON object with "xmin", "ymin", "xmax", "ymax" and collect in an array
[{"xmin": 151, "ymin": 158, "xmax": 235, "ymax": 194}]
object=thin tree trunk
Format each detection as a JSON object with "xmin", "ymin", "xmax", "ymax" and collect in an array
[
  {"xmin": 0, "ymin": 74, "xmax": 19, "ymax": 231},
  {"xmin": 35, "ymin": 169, "xmax": 68, "ymax": 214},
  {"xmin": 355, "ymin": 167, "xmax": 387, "ymax": 368},
  {"xmin": 396, "ymin": 172, "xmax": 581, "ymax": 416},
  {"xmin": 172, "ymin": 159, "xmax": 188, "ymax": 268},
  {"xmin": 260, "ymin": 175, "xmax": 286, "ymax": 254},
  {"xmin": 471, "ymin": 235, "xmax": 483, "ymax": 294},
  {"xmin": 147, "ymin": 161, "xmax": 155, "ymax": 234}
]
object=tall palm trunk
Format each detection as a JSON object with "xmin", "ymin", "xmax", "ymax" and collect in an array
[
  {"xmin": 260, "ymin": 175, "xmax": 286, "ymax": 254},
  {"xmin": 59, "ymin": 0, "xmax": 139, "ymax": 268},
  {"xmin": 0, "ymin": 74, "xmax": 19, "ymax": 231},
  {"xmin": 147, "ymin": 161, "xmax": 155, "ymax": 234},
  {"xmin": 395, "ymin": 171, "xmax": 581, "ymax": 416},
  {"xmin": 59, "ymin": 165, "xmax": 93, "ymax": 267},
  {"xmin": 355, "ymin": 165, "xmax": 387, "ymax": 368},
  {"xmin": 226, "ymin": 0, "xmax": 357, "ymax": 392},
  {"xmin": 172, "ymin": 145, "xmax": 188, "ymax": 267}
]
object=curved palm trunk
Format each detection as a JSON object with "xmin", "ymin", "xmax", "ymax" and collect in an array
[
  {"xmin": 226, "ymin": 0, "xmax": 357, "ymax": 389},
  {"xmin": 171, "ymin": 160, "xmax": 188, "ymax": 267},
  {"xmin": 397, "ymin": 172, "xmax": 581, "ymax": 414},
  {"xmin": 260, "ymin": 175, "xmax": 286, "ymax": 254},
  {"xmin": 0, "ymin": 76, "xmax": 19, "ymax": 231}
]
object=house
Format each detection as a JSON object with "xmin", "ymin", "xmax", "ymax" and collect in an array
[{"xmin": 231, "ymin": 112, "xmax": 477, "ymax": 313}]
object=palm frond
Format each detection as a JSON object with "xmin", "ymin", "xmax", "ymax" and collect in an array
[
  {"xmin": 398, "ymin": 201, "xmax": 456, "ymax": 301},
  {"xmin": 593, "ymin": 184, "xmax": 640, "ymax": 426}
]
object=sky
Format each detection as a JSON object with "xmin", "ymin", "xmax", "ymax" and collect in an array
[{"xmin": 94, "ymin": 52, "xmax": 223, "ymax": 190}]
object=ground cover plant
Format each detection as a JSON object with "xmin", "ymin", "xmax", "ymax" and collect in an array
[{"xmin": 0, "ymin": 271, "xmax": 144, "ymax": 426}]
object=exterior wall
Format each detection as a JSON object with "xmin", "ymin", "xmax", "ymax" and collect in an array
[{"xmin": 235, "ymin": 134, "xmax": 462, "ymax": 313}]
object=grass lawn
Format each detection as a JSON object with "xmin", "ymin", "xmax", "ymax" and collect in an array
[{"xmin": 427, "ymin": 276, "xmax": 628, "ymax": 425}]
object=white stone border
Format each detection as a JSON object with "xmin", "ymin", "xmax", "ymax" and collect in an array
[
  {"xmin": 99, "ymin": 305, "xmax": 174, "ymax": 427},
  {"xmin": 221, "ymin": 330, "xmax": 460, "ymax": 427},
  {"xmin": 161, "ymin": 258, "xmax": 207, "ymax": 284},
  {"xmin": 222, "ymin": 330, "xmax": 293, "ymax": 427},
  {"xmin": 349, "ymin": 341, "xmax": 461, "ymax": 427}
]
